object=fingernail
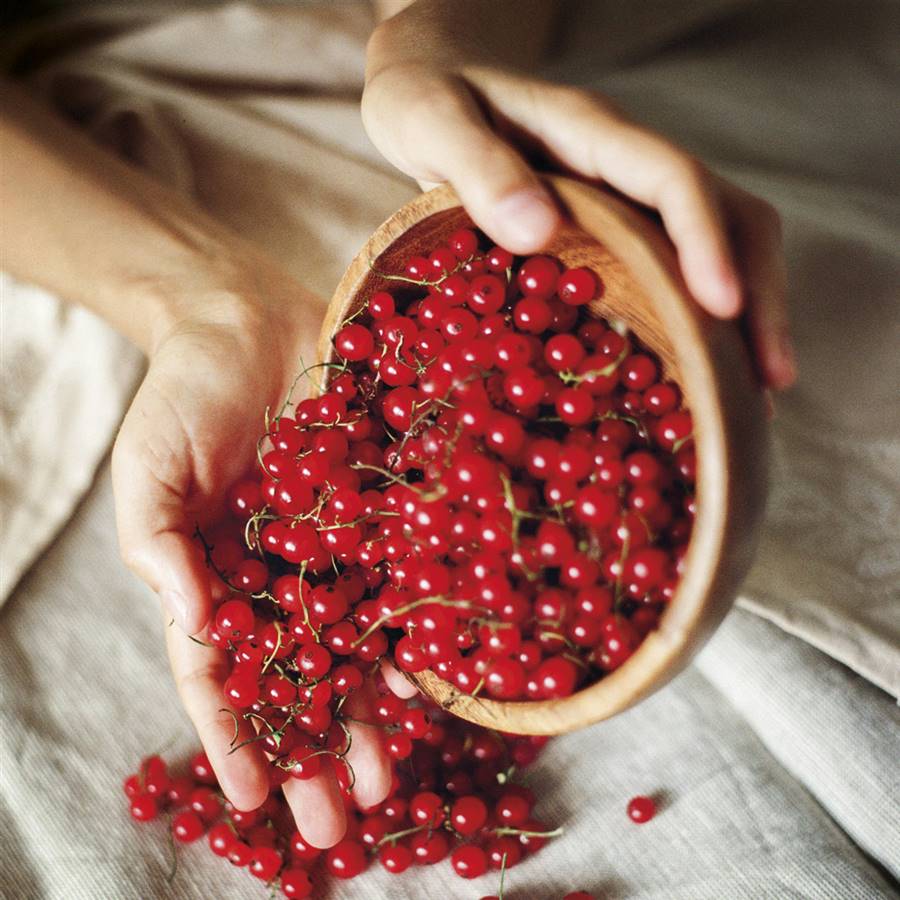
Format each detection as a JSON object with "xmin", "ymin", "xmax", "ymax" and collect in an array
[
  {"xmin": 160, "ymin": 589, "xmax": 191, "ymax": 632},
  {"xmin": 716, "ymin": 279, "xmax": 743, "ymax": 318},
  {"xmin": 707, "ymin": 264, "xmax": 742, "ymax": 318},
  {"xmin": 492, "ymin": 189, "xmax": 559, "ymax": 252}
]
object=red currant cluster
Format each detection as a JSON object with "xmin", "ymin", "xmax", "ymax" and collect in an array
[
  {"xmin": 314, "ymin": 232, "xmax": 694, "ymax": 697},
  {"xmin": 125, "ymin": 721, "xmax": 572, "ymax": 897},
  {"xmin": 124, "ymin": 228, "xmax": 678, "ymax": 896}
]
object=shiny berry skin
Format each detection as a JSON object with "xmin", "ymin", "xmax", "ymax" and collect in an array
[
  {"xmin": 644, "ymin": 381, "xmax": 680, "ymax": 415},
  {"xmin": 625, "ymin": 450, "xmax": 662, "ymax": 486},
  {"xmin": 620, "ymin": 353, "xmax": 658, "ymax": 390},
  {"xmin": 535, "ymin": 656, "xmax": 579, "ymax": 698},
  {"xmin": 504, "ymin": 367, "xmax": 545, "ymax": 408},
  {"xmin": 249, "ymin": 846, "xmax": 283, "ymax": 881},
  {"xmin": 189, "ymin": 787, "xmax": 221, "ymax": 822},
  {"xmin": 207, "ymin": 822, "xmax": 234, "ymax": 857},
  {"xmin": 656, "ymin": 410, "xmax": 694, "ymax": 450},
  {"xmin": 487, "ymin": 836, "xmax": 521, "ymax": 869},
  {"xmin": 409, "ymin": 791, "xmax": 444, "ymax": 827},
  {"xmin": 334, "ymin": 323, "xmax": 374, "ymax": 361},
  {"xmin": 449, "ymin": 795, "xmax": 488, "ymax": 836},
  {"xmin": 129, "ymin": 794, "xmax": 158, "ymax": 822},
  {"xmin": 224, "ymin": 671, "xmax": 259, "ymax": 709},
  {"xmin": 449, "ymin": 227, "xmax": 479, "ymax": 258},
  {"xmin": 227, "ymin": 840, "xmax": 253, "ymax": 866},
  {"xmin": 410, "ymin": 830, "xmax": 450, "ymax": 864},
  {"xmin": 190, "ymin": 751, "xmax": 216, "ymax": 785},
  {"xmin": 495, "ymin": 792, "xmax": 531, "ymax": 827},
  {"xmin": 290, "ymin": 831, "xmax": 322, "ymax": 864},
  {"xmin": 385, "ymin": 731, "xmax": 413, "ymax": 760},
  {"xmin": 544, "ymin": 333, "xmax": 585, "ymax": 371},
  {"xmin": 228, "ymin": 479, "xmax": 262, "ymax": 516},
  {"xmin": 368, "ymin": 290, "xmax": 395, "ymax": 320},
  {"xmin": 295, "ymin": 642, "xmax": 332, "ymax": 679},
  {"xmin": 379, "ymin": 843, "xmax": 414, "ymax": 874},
  {"xmin": 215, "ymin": 599, "xmax": 255, "ymax": 640},
  {"xmin": 555, "ymin": 387, "xmax": 594, "ymax": 425},
  {"xmin": 280, "ymin": 868, "xmax": 314, "ymax": 898},
  {"xmin": 451, "ymin": 844, "xmax": 489, "ymax": 879},
  {"xmin": 627, "ymin": 795, "xmax": 657, "ymax": 823},
  {"xmin": 486, "ymin": 245, "xmax": 514, "ymax": 271},
  {"xmin": 513, "ymin": 296, "xmax": 553, "ymax": 333},
  {"xmin": 325, "ymin": 839, "xmax": 368, "ymax": 878},
  {"xmin": 557, "ymin": 267, "xmax": 597, "ymax": 305},
  {"xmin": 517, "ymin": 255, "xmax": 559, "ymax": 299},
  {"xmin": 484, "ymin": 657, "xmax": 527, "ymax": 700},
  {"xmin": 574, "ymin": 485, "xmax": 617, "ymax": 529},
  {"xmin": 467, "ymin": 274, "xmax": 506, "ymax": 315},
  {"xmin": 382, "ymin": 386, "xmax": 419, "ymax": 432}
]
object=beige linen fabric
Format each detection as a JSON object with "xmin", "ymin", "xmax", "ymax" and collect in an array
[{"xmin": 1, "ymin": 1, "xmax": 899, "ymax": 898}]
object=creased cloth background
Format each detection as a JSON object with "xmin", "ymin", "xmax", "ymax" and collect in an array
[{"xmin": 0, "ymin": 2, "xmax": 898, "ymax": 899}]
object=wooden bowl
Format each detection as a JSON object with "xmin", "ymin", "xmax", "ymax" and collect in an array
[{"xmin": 320, "ymin": 175, "xmax": 768, "ymax": 735}]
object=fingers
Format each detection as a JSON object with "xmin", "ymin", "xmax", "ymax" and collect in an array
[
  {"xmin": 165, "ymin": 618, "xmax": 270, "ymax": 812},
  {"xmin": 112, "ymin": 385, "xmax": 212, "ymax": 634},
  {"xmin": 282, "ymin": 761, "xmax": 348, "ymax": 849},
  {"xmin": 721, "ymin": 182, "xmax": 796, "ymax": 389},
  {"xmin": 467, "ymin": 74, "xmax": 743, "ymax": 318},
  {"xmin": 380, "ymin": 658, "xmax": 419, "ymax": 699},
  {"xmin": 343, "ymin": 680, "xmax": 393, "ymax": 810},
  {"xmin": 363, "ymin": 69, "xmax": 559, "ymax": 253}
]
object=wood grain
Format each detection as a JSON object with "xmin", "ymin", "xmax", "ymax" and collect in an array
[{"xmin": 321, "ymin": 176, "xmax": 769, "ymax": 735}]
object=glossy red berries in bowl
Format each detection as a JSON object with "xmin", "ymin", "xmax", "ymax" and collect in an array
[{"xmin": 319, "ymin": 175, "xmax": 768, "ymax": 735}]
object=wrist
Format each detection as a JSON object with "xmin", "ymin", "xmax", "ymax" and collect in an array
[
  {"xmin": 119, "ymin": 237, "xmax": 298, "ymax": 360},
  {"xmin": 366, "ymin": 0, "xmax": 556, "ymax": 81},
  {"xmin": 366, "ymin": 5, "xmax": 493, "ymax": 83}
]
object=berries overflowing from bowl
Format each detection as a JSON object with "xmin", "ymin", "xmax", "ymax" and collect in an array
[
  {"xmin": 124, "ymin": 227, "xmax": 686, "ymax": 895},
  {"xmin": 315, "ymin": 231, "xmax": 695, "ymax": 699}
]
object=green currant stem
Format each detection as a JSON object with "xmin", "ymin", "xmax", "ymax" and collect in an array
[
  {"xmin": 497, "ymin": 851, "xmax": 508, "ymax": 900},
  {"xmin": 375, "ymin": 823, "xmax": 429, "ymax": 848},
  {"xmin": 260, "ymin": 620, "xmax": 283, "ymax": 674},
  {"xmin": 165, "ymin": 828, "xmax": 179, "ymax": 885},
  {"xmin": 562, "ymin": 651, "xmax": 590, "ymax": 671},
  {"xmin": 350, "ymin": 595, "xmax": 485, "ymax": 649},
  {"xmin": 193, "ymin": 526, "xmax": 244, "ymax": 595},
  {"xmin": 220, "ymin": 708, "xmax": 241, "ymax": 747},
  {"xmin": 349, "ymin": 462, "xmax": 425, "ymax": 494},
  {"xmin": 186, "ymin": 632, "xmax": 215, "ymax": 648},
  {"xmin": 491, "ymin": 825, "xmax": 564, "ymax": 839},
  {"xmin": 558, "ymin": 347, "xmax": 628, "ymax": 384}
]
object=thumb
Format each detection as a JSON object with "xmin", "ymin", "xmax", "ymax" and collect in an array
[
  {"xmin": 112, "ymin": 402, "xmax": 213, "ymax": 635},
  {"xmin": 363, "ymin": 71, "xmax": 559, "ymax": 254}
]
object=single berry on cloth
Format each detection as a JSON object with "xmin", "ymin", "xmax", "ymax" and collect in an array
[{"xmin": 627, "ymin": 795, "xmax": 657, "ymax": 823}]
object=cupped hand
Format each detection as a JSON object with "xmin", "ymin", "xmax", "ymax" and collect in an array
[
  {"xmin": 111, "ymin": 255, "xmax": 410, "ymax": 846},
  {"xmin": 362, "ymin": 57, "xmax": 795, "ymax": 390}
]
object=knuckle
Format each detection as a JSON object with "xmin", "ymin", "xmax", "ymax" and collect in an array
[
  {"xmin": 551, "ymin": 85, "xmax": 608, "ymax": 119},
  {"xmin": 672, "ymin": 153, "xmax": 711, "ymax": 191}
]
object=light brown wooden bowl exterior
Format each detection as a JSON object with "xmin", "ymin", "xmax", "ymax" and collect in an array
[{"xmin": 321, "ymin": 175, "xmax": 768, "ymax": 735}]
